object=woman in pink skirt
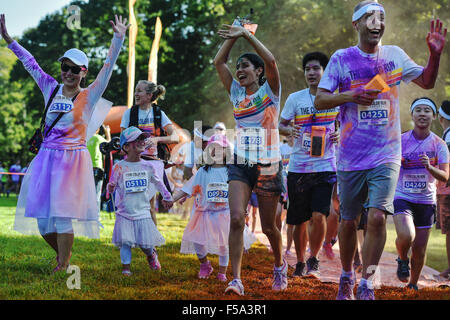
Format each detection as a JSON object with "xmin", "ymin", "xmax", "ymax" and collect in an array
[{"xmin": 0, "ymin": 14, "xmax": 129, "ymax": 272}]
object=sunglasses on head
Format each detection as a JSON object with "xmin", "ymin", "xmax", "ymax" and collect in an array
[{"xmin": 61, "ymin": 63, "xmax": 86, "ymax": 75}]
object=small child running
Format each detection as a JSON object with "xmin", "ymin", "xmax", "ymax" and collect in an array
[
  {"xmin": 107, "ymin": 126, "xmax": 173, "ymax": 276},
  {"xmin": 173, "ymin": 134, "xmax": 232, "ymax": 282}
]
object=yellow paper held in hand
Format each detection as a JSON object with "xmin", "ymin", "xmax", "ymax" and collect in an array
[
  {"xmin": 364, "ymin": 74, "xmax": 390, "ymax": 93},
  {"xmin": 244, "ymin": 23, "xmax": 258, "ymax": 35}
]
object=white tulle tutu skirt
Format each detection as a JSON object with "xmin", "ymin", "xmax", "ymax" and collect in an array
[
  {"xmin": 14, "ymin": 146, "xmax": 100, "ymax": 238},
  {"xmin": 112, "ymin": 214, "xmax": 165, "ymax": 249}
]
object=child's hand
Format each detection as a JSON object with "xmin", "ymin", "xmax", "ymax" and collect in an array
[
  {"xmin": 179, "ymin": 195, "xmax": 188, "ymax": 205},
  {"xmin": 161, "ymin": 200, "xmax": 174, "ymax": 211},
  {"xmin": 107, "ymin": 181, "xmax": 116, "ymax": 193}
]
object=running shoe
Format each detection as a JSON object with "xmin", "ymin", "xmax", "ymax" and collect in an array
[
  {"xmin": 356, "ymin": 282, "xmax": 375, "ymax": 300},
  {"xmin": 406, "ymin": 283, "xmax": 419, "ymax": 291},
  {"xmin": 305, "ymin": 256, "xmax": 320, "ymax": 279},
  {"xmin": 292, "ymin": 262, "xmax": 306, "ymax": 277},
  {"xmin": 284, "ymin": 250, "xmax": 294, "ymax": 258},
  {"xmin": 147, "ymin": 249, "xmax": 161, "ymax": 271},
  {"xmin": 217, "ymin": 273, "xmax": 227, "ymax": 282},
  {"xmin": 396, "ymin": 257, "xmax": 410, "ymax": 283},
  {"xmin": 198, "ymin": 260, "xmax": 213, "ymax": 279},
  {"xmin": 122, "ymin": 269, "xmax": 132, "ymax": 276},
  {"xmin": 272, "ymin": 259, "xmax": 288, "ymax": 291},
  {"xmin": 336, "ymin": 275, "xmax": 355, "ymax": 300},
  {"xmin": 225, "ymin": 279, "xmax": 245, "ymax": 296},
  {"xmin": 322, "ymin": 242, "xmax": 335, "ymax": 260}
]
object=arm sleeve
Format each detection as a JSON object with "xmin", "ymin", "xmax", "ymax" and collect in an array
[
  {"xmin": 86, "ymin": 34, "xmax": 125, "ymax": 111},
  {"xmin": 280, "ymin": 94, "xmax": 296, "ymax": 121},
  {"xmin": 396, "ymin": 46, "xmax": 424, "ymax": 84},
  {"xmin": 7, "ymin": 41, "xmax": 58, "ymax": 105},
  {"xmin": 437, "ymin": 140, "xmax": 450, "ymax": 165},
  {"xmin": 160, "ymin": 110, "xmax": 172, "ymax": 128},
  {"xmin": 318, "ymin": 52, "xmax": 341, "ymax": 93},
  {"xmin": 120, "ymin": 108, "xmax": 131, "ymax": 129},
  {"xmin": 148, "ymin": 165, "xmax": 173, "ymax": 201}
]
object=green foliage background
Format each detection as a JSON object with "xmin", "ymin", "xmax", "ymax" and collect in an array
[{"xmin": 0, "ymin": 0, "xmax": 448, "ymax": 166}]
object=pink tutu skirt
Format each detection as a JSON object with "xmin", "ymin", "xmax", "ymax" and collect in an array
[
  {"xmin": 180, "ymin": 209, "xmax": 230, "ymax": 257},
  {"xmin": 14, "ymin": 146, "xmax": 100, "ymax": 238}
]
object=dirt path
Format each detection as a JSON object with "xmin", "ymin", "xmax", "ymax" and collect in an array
[{"xmin": 250, "ymin": 215, "xmax": 450, "ymax": 288}]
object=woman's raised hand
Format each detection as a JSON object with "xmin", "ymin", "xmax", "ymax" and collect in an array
[
  {"xmin": 0, "ymin": 14, "xmax": 13, "ymax": 44},
  {"xmin": 217, "ymin": 24, "xmax": 247, "ymax": 40},
  {"xmin": 110, "ymin": 15, "xmax": 131, "ymax": 38}
]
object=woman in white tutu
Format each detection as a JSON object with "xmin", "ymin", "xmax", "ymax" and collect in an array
[
  {"xmin": 0, "ymin": 14, "xmax": 129, "ymax": 272},
  {"xmin": 107, "ymin": 127, "xmax": 173, "ymax": 276},
  {"xmin": 173, "ymin": 134, "xmax": 233, "ymax": 282}
]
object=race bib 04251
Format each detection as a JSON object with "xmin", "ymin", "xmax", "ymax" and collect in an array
[
  {"xmin": 124, "ymin": 171, "xmax": 148, "ymax": 193},
  {"xmin": 358, "ymin": 99, "xmax": 390, "ymax": 126}
]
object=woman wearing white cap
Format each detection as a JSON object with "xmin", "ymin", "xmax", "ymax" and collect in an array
[
  {"xmin": 393, "ymin": 97, "xmax": 449, "ymax": 291},
  {"xmin": 0, "ymin": 14, "xmax": 130, "ymax": 272}
]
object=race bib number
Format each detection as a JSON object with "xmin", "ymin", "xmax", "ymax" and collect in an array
[
  {"xmin": 237, "ymin": 127, "xmax": 265, "ymax": 151},
  {"xmin": 403, "ymin": 174, "xmax": 427, "ymax": 193},
  {"xmin": 206, "ymin": 183, "xmax": 228, "ymax": 203},
  {"xmin": 358, "ymin": 99, "xmax": 390, "ymax": 125},
  {"xmin": 124, "ymin": 171, "xmax": 148, "ymax": 193},
  {"xmin": 48, "ymin": 97, "xmax": 74, "ymax": 113},
  {"xmin": 302, "ymin": 133, "xmax": 311, "ymax": 152}
]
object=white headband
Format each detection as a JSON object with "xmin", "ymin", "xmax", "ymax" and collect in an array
[
  {"xmin": 410, "ymin": 98, "xmax": 437, "ymax": 115},
  {"xmin": 439, "ymin": 107, "xmax": 450, "ymax": 120},
  {"xmin": 352, "ymin": 3, "xmax": 385, "ymax": 22}
]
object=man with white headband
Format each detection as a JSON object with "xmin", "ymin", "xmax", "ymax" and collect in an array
[
  {"xmin": 315, "ymin": 0, "xmax": 447, "ymax": 300},
  {"xmin": 437, "ymin": 100, "xmax": 450, "ymax": 280}
]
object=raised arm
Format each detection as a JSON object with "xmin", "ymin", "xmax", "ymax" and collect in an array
[
  {"xmin": 412, "ymin": 18, "xmax": 447, "ymax": 90},
  {"xmin": 1, "ymin": 14, "xmax": 57, "ymax": 103},
  {"xmin": 213, "ymin": 38, "xmax": 237, "ymax": 94},
  {"xmin": 86, "ymin": 15, "xmax": 130, "ymax": 108},
  {"xmin": 217, "ymin": 24, "xmax": 280, "ymax": 97}
]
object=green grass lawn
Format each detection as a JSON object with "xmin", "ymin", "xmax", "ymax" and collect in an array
[{"xmin": 0, "ymin": 195, "xmax": 448, "ymax": 300}]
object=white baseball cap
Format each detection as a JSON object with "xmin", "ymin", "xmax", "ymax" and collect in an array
[
  {"xmin": 58, "ymin": 48, "xmax": 89, "ymax": 69},
  {"xmin": 213, "ymin": 122, "xmax": 226, "ymax": 131}
]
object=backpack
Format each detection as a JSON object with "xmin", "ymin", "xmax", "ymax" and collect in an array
[{"xmin": 129, "ymin": 104, "xmax": 174, "ymax": 161}]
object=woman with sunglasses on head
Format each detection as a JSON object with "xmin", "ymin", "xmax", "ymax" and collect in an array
[
  {"xmin": 0, "ymin": 14, "xmax": 130, "ymax": 272},
  {"xmin": 213, "ymin": 22, "xmax": 286, "ymax": 296}
]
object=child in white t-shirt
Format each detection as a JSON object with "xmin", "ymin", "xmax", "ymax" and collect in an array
[
  {"xmin": 172, "ymin": 134, "xmax": 232, "ymax": 282},
  {"xmin": 107, "ymin": 126, "xmax": 173, "ymax": 276}
]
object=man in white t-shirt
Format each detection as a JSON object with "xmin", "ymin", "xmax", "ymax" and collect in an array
[
  {"xmin": 315, "ymin": 1, "xmax": 447, "ymax": 300},
  {"xmin": 279, "ymin": 51, "xmax": 339, "ymax": 279}
]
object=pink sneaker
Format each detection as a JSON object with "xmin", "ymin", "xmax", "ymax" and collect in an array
[
  {"xmin": 147, "ymin": 249, "xmax": 161, "ymax": 271},
  {"xmin": 322, "ymin": 242, "xmax": 335, "ymax": 260},
  {"xmin": 217, "ymin": 273, "xmax": 227, "ymax": 282},
  {"xmin": 198, "ymin": 260, "xmax": 213, "ymax": 279}
]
